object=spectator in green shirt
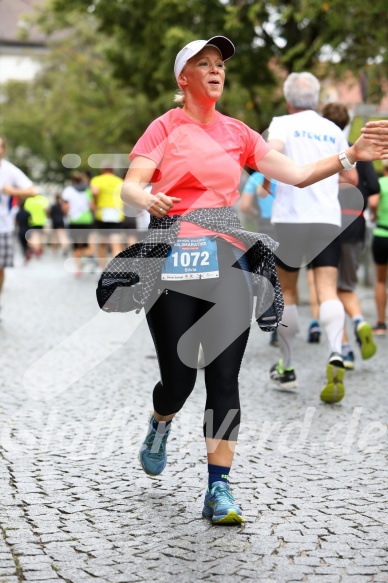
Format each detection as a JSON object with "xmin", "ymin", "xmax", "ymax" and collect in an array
[
  {"xmin": 24, "ymin": 193, "xmax": 49, "ymax": 257},
  {"xmin": 371, "ymin": 160, "xmax": 388, "ymax": 334}
]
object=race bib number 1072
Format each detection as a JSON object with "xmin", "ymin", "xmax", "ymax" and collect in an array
[{"xmin": 161, "ymin": 236, "xmax": 219, "ymax": 281}]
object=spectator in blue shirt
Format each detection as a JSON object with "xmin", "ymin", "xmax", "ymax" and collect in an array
[{"xmin": 240, "ymin": 172, "xmax": 276, "ymax": 236}]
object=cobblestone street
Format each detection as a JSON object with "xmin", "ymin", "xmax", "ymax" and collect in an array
[{"xmin": 0, "ymin": 251, "xmax": 387, "ymax": 583}]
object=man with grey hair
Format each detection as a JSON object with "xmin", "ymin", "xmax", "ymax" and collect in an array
[
  {"xmin": 266, "ymin": 72, "xmax": 359, "ymax": 403},
  {"xmin": 284, "ymin": 72, "xmax": 321, "ymax": 110}
]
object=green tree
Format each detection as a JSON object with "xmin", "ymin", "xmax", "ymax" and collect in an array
[
  {"xmin": 1, "ymin": 16, "xmax": 145, "ymax": 180},
  {"xmin": 2, "ymin": 0, "xmax": 387, "ymax": 178},
  {"xmin": 40, "ymin": 0, "xmax": 281, "ymax": 130},
  {"xmin": 251, "ymin": 0, "xmax": 387, "ymax": 73},
  {"xmin": 46, "ymin": 0, "xmax": 388, "ymax": 111}
]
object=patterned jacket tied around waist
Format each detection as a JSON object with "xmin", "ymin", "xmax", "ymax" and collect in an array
[{"xmin": 96, "ymin": 206, "xmax": 284, "ymax": 332}]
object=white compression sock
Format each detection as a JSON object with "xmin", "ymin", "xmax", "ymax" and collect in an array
[
  {"xmin": 352, "ymin": 315, "xmax": 364, "ymax": 324},
  {"xmin": 278, "ymin": 304, "xmax": 299, "ymax": 369},
  {"xmin": 319, "ymin": 299, "xmax": 345, "ymax": 356}
]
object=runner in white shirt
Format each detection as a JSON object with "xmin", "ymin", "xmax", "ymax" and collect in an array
[
  {"xmin": 269, "ymin": 110, "xmax": 350, "ymax": 225},
  {"xmin": 266, "ymin": 73, "xmax": 359, "ymax": 403},
  {"xmin": 0, "ymin": 136, "xmax": 35, "ymax": 315}
]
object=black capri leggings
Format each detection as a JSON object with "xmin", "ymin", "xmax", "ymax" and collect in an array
[
  {"xmin": 372, "ymin": 235, "xmax": 388, "ymax": 265},
  {"xmin": 146, "ymin": 237, "xmax": 253, "ymax": 441}
]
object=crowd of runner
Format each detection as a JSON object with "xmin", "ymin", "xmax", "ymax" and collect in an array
[
  {"xmin": 2, "ymin": 121, "xmax": 388, "ymax": 346},
  {"xmin": 1, "ymin": 35, "xmax": 388, "ymax": 525}
]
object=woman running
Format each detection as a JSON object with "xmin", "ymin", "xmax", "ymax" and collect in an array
[{"xmin": 117, "ymin": 37, "xmax": 388, "ymax": 524}]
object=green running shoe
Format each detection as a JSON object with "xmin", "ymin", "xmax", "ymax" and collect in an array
[
  {"xmin": 270, "ymin": 360, "xmax": 298, "ymax": 389},
  {"xmin": 320, "ymin": 353, "xmax": 345, "ymax": 404},
  {"xmin": 355, "ymin": 321, "xmax": 377, "ymax": 360},
  {"xmin": 202, "ymin": 481, "xmax": 244, "ymax": 525}
]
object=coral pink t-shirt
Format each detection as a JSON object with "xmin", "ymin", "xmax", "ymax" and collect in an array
[{"xmin": 129, "ymin": 107, "xmax": 271, "ymax": 249}]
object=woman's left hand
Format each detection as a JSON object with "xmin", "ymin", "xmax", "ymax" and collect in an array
[
  {"xmin": 352, "ymin": 131, "xmax": 388, "ymax": 163},
  {"xmin": 361, "ymin": 120, "xmax": 388, "ymax": 147}
]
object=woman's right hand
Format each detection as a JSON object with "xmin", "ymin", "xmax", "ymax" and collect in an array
[{"xmin": 148, "ymin": 193, "xmax": 182, "ymax": 218}]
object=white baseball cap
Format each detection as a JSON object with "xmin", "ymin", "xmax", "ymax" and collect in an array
[{"xmin": 174, "ymin": 36, "xmax": 235, "ymax": 84}]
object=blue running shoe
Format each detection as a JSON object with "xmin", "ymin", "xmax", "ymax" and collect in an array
[
  {"xmin": 202, "ymin": 481, "xmax": 244, "ymax": 524},
  {"xmin": 139, "ymin": 417, "xmax": 171, "ymax": 476},
  {"xmin": 308, "ymin": 321, "xmax": 321, "ymax": 343},
  {"xmin": 342, "ymin": 350, "xmax": 355, "ymax": 370}
]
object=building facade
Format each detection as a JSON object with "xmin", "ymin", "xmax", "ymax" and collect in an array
[{"xmin": 0, "ymin": 0, "xmax": 46, "ymax": 83}]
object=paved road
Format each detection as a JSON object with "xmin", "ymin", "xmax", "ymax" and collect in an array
[{"xmin": 0, "ymin": 250, "xmax": 387, "ymax": 583}]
